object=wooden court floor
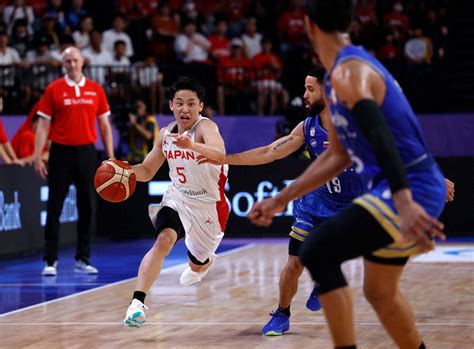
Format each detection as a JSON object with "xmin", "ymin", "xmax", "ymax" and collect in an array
[{"xmin": 0, "ymin": 243, "xmax": 472, "ymax": 348}]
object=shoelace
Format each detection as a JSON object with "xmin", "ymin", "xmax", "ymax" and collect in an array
[{"xmin": 268, "ymin": 311, "xmax": 285, "ymax": 318}]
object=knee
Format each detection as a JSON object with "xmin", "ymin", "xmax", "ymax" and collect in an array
[
  {"xmin": 363, "ymin": 283, "xmax": 398, "ymax": 306},
  {"xmin": 153, "ymin": 231, "xmax": 175, "ymax": 256},
  {"xmin": 286, "ymin": 256, "xmax": 304, "ymax": 275}
]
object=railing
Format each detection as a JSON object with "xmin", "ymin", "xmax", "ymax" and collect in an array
[{"xmin": 0, "ymin": 62, "xmax": 451, "ymax": 115}]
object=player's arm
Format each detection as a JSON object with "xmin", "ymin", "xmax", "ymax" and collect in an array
[
  {"xmin": 249, "ymin": 122, "xmax": 351, "ymax": 226},
  {"xmin": 97, "ymin": 114, "xmax": 115, "ymax": 159},
  {"xmin": 132, "ymin": 128, "xmax": 166, "ymax": 182},
  {"xmin": 331, "ymin": 60, "xmax": 444, "ymax": 248},
  {"xmin": 33, "ymin": 117, "xmax": 50, "ymax": 179},
  {"xmin": 226, "ymin": 122, "xmax": 306, "ymax": 165},
  {"xmin": 275, "ymin": 122, "xmax": 350, "ymax": 204},
  {"xmin": 171, "ymin": 119, "xmax": 226, "ymax": 163}
]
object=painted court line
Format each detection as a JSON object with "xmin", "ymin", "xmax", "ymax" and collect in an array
[
  {"xmin": 0, "ymin": 322, "xmax": 472, "ymax": 327},
  {"xmin": 0, "ymin": 243, "xmax": 255, "ymax": 318}
]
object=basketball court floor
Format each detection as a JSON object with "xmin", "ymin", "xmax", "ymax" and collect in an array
[{"xmin": 0, "ymin": 238, "xmax": 473, "ymax": 348}]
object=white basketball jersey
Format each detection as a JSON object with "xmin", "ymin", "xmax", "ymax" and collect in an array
[{"xmin": 162, "ymin": 116, "xmax": 228, "ymax": 205}]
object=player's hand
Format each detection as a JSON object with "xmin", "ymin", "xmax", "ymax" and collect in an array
[
  {"xmin": 445, "ymin": 178, "xmax": 455, "ymax": 202},
  {"xmin": 34, "ymin": 156, "xmax": 48, "ymax": 180},
  {"xmin": 169, "ymin": 132, "xmax": 193, "ymax": 149},
  {"xmin": 248, "ymin": 196, "xmax": 286, "ymax": 227},
  {"xmin": 397, "ymin": 200, "xmax": 445, "ymax": 253},
  {"xmin": 196, "ymin": 154, "xmax": 223, "ymax": 165}
]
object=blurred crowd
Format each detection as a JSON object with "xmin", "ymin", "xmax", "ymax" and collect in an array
[{"xmin": 0, "ymin": 0, "xmax": 449, "ymax": 116}]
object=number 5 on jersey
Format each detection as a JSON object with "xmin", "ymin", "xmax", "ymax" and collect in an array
[{"xmin": 176, "ymin": 167, "xmax": 187, "ymax": 183}]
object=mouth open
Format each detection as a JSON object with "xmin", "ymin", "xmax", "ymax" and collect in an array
[{"xmin": 180, "ymin": 115, "xmax": 191, "ymax": 120}]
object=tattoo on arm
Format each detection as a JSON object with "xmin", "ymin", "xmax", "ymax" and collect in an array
[{"xmin": 272, "ymin": 137, "xmax": 293, "ymax": 151}]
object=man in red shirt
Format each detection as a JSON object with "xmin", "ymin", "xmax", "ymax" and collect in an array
[{"xmin": 33, "ymin": 47, "xmax": 115, "ymax": 276}]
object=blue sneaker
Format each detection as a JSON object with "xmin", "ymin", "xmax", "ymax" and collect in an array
[
  {"xmin": 262, "ymin": 309, "xmax": 290, "ymax": 336},
  {"xmin": 306, "ymin": 288, "xmax": 321, "ymax": 311}
]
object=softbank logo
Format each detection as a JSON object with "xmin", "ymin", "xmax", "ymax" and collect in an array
[
  {"xmin": 40, "ymin": 185, "xmax": 78, "ymax": 226},
  {"xmin": 0, "ymin": 191, "xmax": 22, "ymax": 231},
  {"xmin": 148, "ymin": 180, "xmax": 295, "ymax": 218}
]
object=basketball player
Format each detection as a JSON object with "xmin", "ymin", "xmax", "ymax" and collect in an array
[
  {"xmin": 123, "ymin": 77, "xmax": 229, "ymax": 328},
  {"xmin": 249, "ymin": 1, "xmax": 447, "ymax": 347},
  {"xmin": 200, "ymin": 65, "xmax": 365, "ymax": 336}
]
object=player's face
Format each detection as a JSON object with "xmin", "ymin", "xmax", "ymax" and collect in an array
[
  {"xmin": 303, "ymin": 76, "xmax": 325, "ymax": 115},
  {"xmin": 169, "ymin": 90, "xmax": 204, "ymax": 129},
  {"xmin": 62, "ymin": 47, "xmax": 84, "ymax": 81}
]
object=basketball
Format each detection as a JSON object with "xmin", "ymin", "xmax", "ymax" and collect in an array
[{"xmin": 94, "ymin": 160, "xmax": 136, "ymax": 203}]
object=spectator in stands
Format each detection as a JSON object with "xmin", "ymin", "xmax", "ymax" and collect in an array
[
  {"xmin": 217, "ymin": 37, "xmax": 252, "ymax": 115},
  {"xmin": 3, "ymin": 0, "xmax": 35, "ymax": 35},
  {"xmin": 252, "ymin": 37, "xmax": 286, "ymax": 116},
  {"xmin": 384, "ymin": 1, "xmax": 409, "ymax": 36},
  {"xmin": 0, "ymin": 29, "xmax": 22, "ymax": 65},
  {"xmin": 25, "ymin": 35, "xmax": 61, "ymax": 66},
  {"xmin": 174, "ymin": 20, "xmax": 211, "ymax": 64},
  {"xmin": 277, "ymin": 0, "xmax": 306, "ymax": 62},
  {"xmin": 208, "ymin": 19, "xmax": 230, "ymax": 62},
  {"xmin": 11, "ymin": 101, "xmax": 49, "ymax": 165},
  {"xmin": 9, "ymin": 18, "xmax": 32, "ymax": 58},
  {"xmin": 102, "ymin": 14, "xmax": 134, "ymax": 58},
  {"xmin": 123, "ymin": 98, "xmax": 158, "ymax": 164},
  {"xmin": 223, "ymin": 0, "xmax": 248, "ymax": 37},
  {"xmin": 0, "ymin": 96, "xmax": 22, "ymax": 165},
  {"xmin": 132, "ymin": 54, "xmax": 163, "ymax": 114},
  {"xmin": 82, "ymin": 30, "xmax": 113, "ymax": 85},
  {"xmin": 241, "ymin": 17, "xmax": 262, "ymax": 60},
  {"xmin": 72, "ymin": 15, "xmax": 93, "ymax": 50},
  {"xmin": 43, "ymin": 0, "xmax": 67, "ymax": 33},
  {"xmin": 66, "ymin": 0, "xmax": 88, "ymax": 31},
  {"xmin": 149, "ymin": 2, "xmax": 180, "ymax": 64},
  {"xmin": 35, "ymin": 13, "xmax": 62, "ymax": 51}
]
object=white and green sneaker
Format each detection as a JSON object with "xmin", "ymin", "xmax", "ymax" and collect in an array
[{"xmin": 124, "ymin": 299, "xmax": 148, "ymax": 328}]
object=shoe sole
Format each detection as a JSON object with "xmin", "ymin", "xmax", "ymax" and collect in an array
[
  {"xmin": 42, "ymin": 273, "xmax": 57, "ymax": 276},
  {"xmin": 74, "ymin": 269, "xmax": 98, "ymax": 274},
  {"xmin": 263, "ymin": 330, "xmax": 287, "ymax": 336}
]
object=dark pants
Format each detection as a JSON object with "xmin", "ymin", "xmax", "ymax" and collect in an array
[{"xmin": 44, "ymin": 143, "xmax": 98, "ymax": 263}]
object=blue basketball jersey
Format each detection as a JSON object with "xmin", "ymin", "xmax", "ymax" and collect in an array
[
  {"xmin": 292, "ymin": 115, "xmax": 364, "ymax": 223},
  {"xmin": 324, "ymin": 45, "xmax": 432, "ymax": 188}
]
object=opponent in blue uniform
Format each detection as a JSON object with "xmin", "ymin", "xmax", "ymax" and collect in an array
[
  {"xmin": 200, "ymin": 66, "xmax": 364, "ymax": 336},
  {"xmin": 249, "ymin": 1, "xmax": 448, "ymax": 348}
]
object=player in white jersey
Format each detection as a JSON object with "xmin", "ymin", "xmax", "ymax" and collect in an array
[{"xmin": 124, "ymin": 77, "xmax": 229, "ymax": 328}]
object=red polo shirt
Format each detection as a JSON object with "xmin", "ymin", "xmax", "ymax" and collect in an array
[
  {"xmin": 37, "ymin": 75, "xmax": 110, "ymax": 146},
  {"xmin": 0, "ymin": 118, "xmax": 8, "ymax": 144}
]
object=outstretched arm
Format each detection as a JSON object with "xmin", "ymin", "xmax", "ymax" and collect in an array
[
  {"xmin": 227, "ymin": 122, "xmax": 305, "ymax": 165},
  {"xmin": 132, "ymin": 128, "xmax": 166, "ymax": 182},
  {"xmin": 249, "ymin": 121, "xmax": 351, "ymax": 226}
]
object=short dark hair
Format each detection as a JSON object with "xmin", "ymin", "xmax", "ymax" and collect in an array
[
  {"xmin": 305, "ymin": 0, "xmax": 355, "ymax": 33},
  {"xmin": 168, "ymin": 76, "xmax": 206, "ymax": 101},
  {"xmin": 308, "ymin": 65, "xmax": 326, "ymax": 84}
]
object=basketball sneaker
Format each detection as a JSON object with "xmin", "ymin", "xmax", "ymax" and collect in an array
[
  {"xmin": 306, "ymin": 288, "xmax": 321, "ymax": 311},
  {"xmin": 42, "ymin": 261, "xmax": 57, "ymax": 276},
  {"xmin": 124, "ymin": 299, "xmax": 148, "ymax": 328},
  {"xmin": 262, "ymin": 309, "xmax": 290, "ymax": 336},
  {"xmin": 74, "ymin": 259, "xmax": 99, "ymax": 274},
  {"xmin": 180, "ymin": 254, "xmax": 217, "ymax": 286}
]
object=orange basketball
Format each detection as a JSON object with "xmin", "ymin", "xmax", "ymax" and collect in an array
[{"xmin": 94, "ymin": 160, "xmax": 136, "ymax": 203}]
